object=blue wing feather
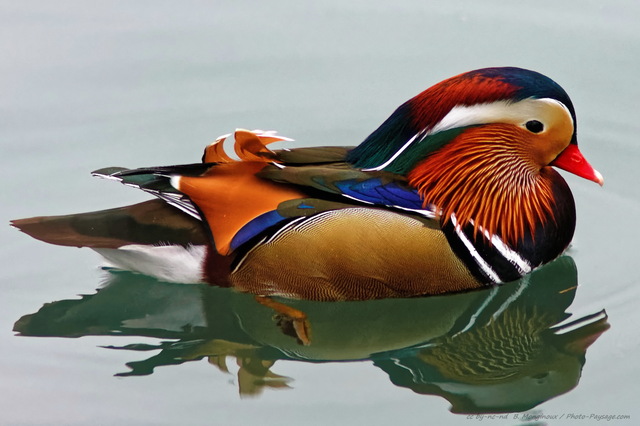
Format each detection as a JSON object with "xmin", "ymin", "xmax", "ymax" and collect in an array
[
  {"xmin": 230, "ymin": 210, "xmax": 289, "ymax": 251},
  {"xmin": 334, "ymin": 179, "xmax": 426, "ymax": 211}
]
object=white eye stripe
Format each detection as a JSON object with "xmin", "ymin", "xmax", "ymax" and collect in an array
[
  {"xmin": 364, "ymin": 97, "xmax": 573, "ymax": 171},
  {"xmin": 430, "ymin": 97, "xmax": 573, "ymax": 135}
]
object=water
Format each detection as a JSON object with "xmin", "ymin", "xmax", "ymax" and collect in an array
[{"xmin": 2, "ymin": 1, "xmax": 639, "ymax": 425}]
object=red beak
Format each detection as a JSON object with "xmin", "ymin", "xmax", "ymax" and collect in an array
[{"xmin": 551, "ymin": 144, "xmax": 604, "ymax": 186}]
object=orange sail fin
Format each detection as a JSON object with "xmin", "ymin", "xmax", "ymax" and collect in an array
[{"xmin": 175, "ymin": 162, "xmax": 306, "ymax": 255}]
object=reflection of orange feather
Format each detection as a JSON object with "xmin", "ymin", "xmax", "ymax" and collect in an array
[{"xmin": 176, "ymin": 162, "xmax": 306, "ymax": 255}]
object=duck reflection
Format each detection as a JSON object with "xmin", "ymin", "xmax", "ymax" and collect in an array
[{"xmin": 14, "ymin": 255, "xmax": 607, "ymax": 413}]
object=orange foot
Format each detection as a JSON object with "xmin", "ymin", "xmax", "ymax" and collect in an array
[{"xmin": 255, "ymin": 296, "xmax": 311, "ymax": 345}]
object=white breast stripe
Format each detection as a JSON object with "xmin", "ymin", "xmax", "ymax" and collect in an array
[
  {"xmin": 475, "ymin": 222, "xmax": 533, "ymax": 275},
  {"xmin": 451, "ymin": 214, "xmax": 502, "ymax": 283}
]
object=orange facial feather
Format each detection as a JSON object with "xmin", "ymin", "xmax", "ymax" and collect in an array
[{"xmin": 408, "ymin": 125, "xmax": 556, "ymax": 246}]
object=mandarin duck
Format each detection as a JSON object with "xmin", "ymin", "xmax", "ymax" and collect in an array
[{"xmin": 12, "ymin": 67, "xmax": 603, "ymax": 300}]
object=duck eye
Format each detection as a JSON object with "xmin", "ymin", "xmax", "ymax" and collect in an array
[{"xmin": 525, "ymin": 120, "xmax": 544, "ymax": 133}]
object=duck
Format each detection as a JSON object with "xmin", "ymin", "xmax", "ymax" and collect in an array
[{"xmin": 12, "ymin": 67, "xmax": 603, "ymax": 301}]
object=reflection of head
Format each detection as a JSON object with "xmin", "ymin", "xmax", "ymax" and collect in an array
[
  {"xmin": 375, "ymin": 307, "xmax": 608, "ymax": 414},
  {"xmin": 420, "ymin": 306, "xmax": 556, "ymax": 384}
]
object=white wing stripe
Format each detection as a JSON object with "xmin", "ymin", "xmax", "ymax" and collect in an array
[{"xmin": 362, "ymin": 132, "xmax": 422, "ymax": 171}]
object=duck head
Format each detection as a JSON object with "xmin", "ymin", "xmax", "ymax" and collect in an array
[{"xmin": 348, "ymin": 67, "xmax": 602, "ymax": 247}]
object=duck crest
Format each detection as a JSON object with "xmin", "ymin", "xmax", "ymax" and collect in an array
[
  {"xmin": 408, "ymin": 124, "xmax": 557, "ymax": 248},
  {"xmin": 348, "ymin": 67, "xmax": 576, "ymax": 172}
]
